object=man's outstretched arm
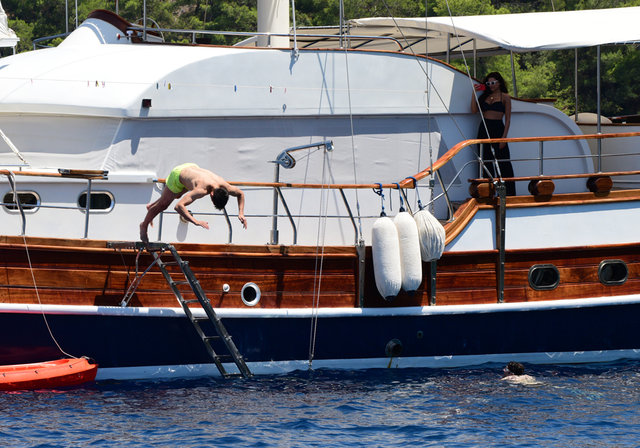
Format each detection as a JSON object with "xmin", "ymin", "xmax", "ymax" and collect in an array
[
  {"xmin": 228, "ymin": 185, "xmax": 247, "ymax": 229},
  {"xmin": 175, "ymin": 189, "xmax": 210, "ymax": 229}
]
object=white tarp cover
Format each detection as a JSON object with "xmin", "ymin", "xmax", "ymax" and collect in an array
[
  {"xmin": 0, "ymin": 1, "xmax": 18, "ymax": 48},
  {"xmin": 295, "ymin": 7, "xmax": 640, "ymax": 55}
]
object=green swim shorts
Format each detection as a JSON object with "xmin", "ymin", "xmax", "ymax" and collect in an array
[{"xmin": 166, "ymin": 163, "xmax": 198, "ymax": 194}]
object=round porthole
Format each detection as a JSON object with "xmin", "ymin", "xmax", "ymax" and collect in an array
[{"xmin": 241, "ymin": 282, "xmax": 261, "ymax": 307}]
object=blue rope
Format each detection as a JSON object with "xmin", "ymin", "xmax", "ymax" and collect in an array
[
  {"xmin": 372, "ymin": 183, "xmax": 386, "ymax": 216},
  {"xmin": 405, "ymin": 176, "xmax": 424, "ymax": 210},
  {"xmin": 394, "ymin": 183, "xmax": 405, "ymax": 212}
]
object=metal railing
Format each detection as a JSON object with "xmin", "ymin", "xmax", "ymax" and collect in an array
[
  {"xmin": 32, "ymin": 26, "xmax": 404, "ymax": 51},
  {"xmin": 401, "ymin": 131, "xmax": 640, "ymax": 221},
  {"xmin": 3, "ymin": 132, "xmax": 640, "ymax": 245}
]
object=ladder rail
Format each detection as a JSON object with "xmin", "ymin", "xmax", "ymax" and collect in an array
[
  {"xmin": 150, "ymin": 244, "xmax": 252, "ymax": 379},
  {"xmin": 152, "ymin": 252, "xmax": 232, "ymax": 377},
  {"xmin": 169, "ymin": 248, "xmax": 251, "ymax": 378}
]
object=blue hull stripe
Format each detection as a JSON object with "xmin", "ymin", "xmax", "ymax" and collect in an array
[{"xmin": 1, "ymin": 299, "xmax": 639, "ymax": 377}]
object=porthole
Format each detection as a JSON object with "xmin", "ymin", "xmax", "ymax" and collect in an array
[
  {"xmin": 241, "ymin": 282, "xmax": 261, "ymax": 307},
  {"xmin": 2, "ymin": 191, "xmax": 40, "ymax": 212},
  {"xmin": 528, "ymin": 264, "xmax": 560, "ymax": 290},
  {"xmin": 77, "ymin": 191, "xmax": 114, "ymax": 212},
  {"xmin": 598, "ymin": 260, "xmax": 628, "ymax": 286}
]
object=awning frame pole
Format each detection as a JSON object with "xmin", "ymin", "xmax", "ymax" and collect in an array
[
  {"xmin": 596, "ymin": 45, "xmax": 602, "ymax": 172},
  {"xmin": 574, "ymin": 48, "xmax": 579, "ymax": 118},
  {"xmin": 473, "ymin": 39, "xmax": 477, "ymax": 78},
  {"xmin": 509, "ymin": 51, "xmax": 518, "ymax": 96}
]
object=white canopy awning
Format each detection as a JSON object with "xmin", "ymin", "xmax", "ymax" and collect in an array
[{"xmin": 294, "ymin": 7, "xmax": 640, "ymax": 56}]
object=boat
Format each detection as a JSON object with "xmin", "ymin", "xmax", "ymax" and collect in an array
[
  {"xmin": 1, "ymin": 5, "xmax": 640, "ymax": 380},
  {"xmin": 0, "ymin": 358, "xmax": 98, "ymax": 391}
]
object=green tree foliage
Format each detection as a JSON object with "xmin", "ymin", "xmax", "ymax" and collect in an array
[{"xmin": 1, "ymin": 0, "xmax": 639, "ymax": 115}]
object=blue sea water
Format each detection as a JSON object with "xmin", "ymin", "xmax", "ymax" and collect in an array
[{"xmin": 2, "ymin": 361, "xmax": 640, "ymax": 447}]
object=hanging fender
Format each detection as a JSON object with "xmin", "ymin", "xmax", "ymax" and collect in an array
[
  {"xmin": 372, "ymin": 215, "xmax": 401, "ymax": 300},
  {"xmin": 414, "ymin": 208, "xmax": 446, "ymax": 262},
  {"xmin": 393, "ymin": 211, "xmax": 422, "ymax": 293}
]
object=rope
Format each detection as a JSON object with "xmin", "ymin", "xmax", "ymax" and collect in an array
[
  {"xmin": 442, "ymin": 0, "xmax": 503, "ymax": 183},
  {"xmin": 5, "ymin": 171, "xmax": 76, "ymax": 359},
  {"xmin": 373, "ymin": 183, "xmax": 386, "ymax": 216},
  {"xmin": 343, "ymin": 43, "xmax": 365, "ymax": 243},
  {"xmin": 377, "ymin": 0, "xmax": 467, "ymax": 142},
  {"xmin": 307, "ymin": 149, "xmax": 331, "ymax": 368},
  {"xmin": 394, "ymin": 182, "xmax": 405, "ymax": 212},
  {"xmin": 119, "ymin": 248, "xmax": 160, "ymax": 307},
  {"xmin": 406, "ymin": 176, "xmax": 424, "ymax": 210}
]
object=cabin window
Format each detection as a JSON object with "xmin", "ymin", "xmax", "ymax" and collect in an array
[
  {"xmin": 598, "ymin": 260, "xmax": 628, "ymax": 286},
  {"xmin": 528, "ymin": 264, "xmax": 559, "ymax": 290},
  {"xmin": 2, "ymin": 191, "xmax": 40, "ymax": 212},
  {"xmin": 77, "ymin": 191, "xmax": 114, "ymax": 212}
]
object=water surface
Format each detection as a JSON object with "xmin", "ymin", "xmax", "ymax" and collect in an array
[{"xmin": 2, "ymin": 361, "xmax": 639, "ymax": 447}]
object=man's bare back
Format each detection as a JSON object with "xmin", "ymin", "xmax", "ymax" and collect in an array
[
  {"xmin": 178, "ymin": 165, "xmax": 228, "ymax": 193},
  {"xmin": 140, "ymin": 164, "xmax": 246, "ymax": 243}
]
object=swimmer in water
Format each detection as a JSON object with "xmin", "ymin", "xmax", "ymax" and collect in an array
[{"xmin": 501, "ymin": 361, "xmax": 541, "ymax": 385}]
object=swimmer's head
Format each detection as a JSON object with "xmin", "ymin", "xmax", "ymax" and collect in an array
[
  {"xmin": 505, "ymin": 361, "xmax": 525, "ymax": 376},
  {"xmin": 211, "ymin": 187, "xmax": 229, "ymax": 210}
]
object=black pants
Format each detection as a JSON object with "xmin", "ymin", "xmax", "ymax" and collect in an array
[{"xmin": 478, "ymin": 119, "xmax": 516, "ymax": 196}]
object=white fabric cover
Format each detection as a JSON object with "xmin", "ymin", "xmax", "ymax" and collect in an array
[
  {"xmin": 298, "ymin": 7, "xmax": 640, "ymax": 55},
  {"xmin": 394, "ymin": 211, "xmax": 422, "ymax": 293},
  {"xmin": 372, "ymin": 216, "xmax": 402, "ymax": 300},
  {"xmin": 414, "ymin": 208, "xmax": 446, "ymax": 262}
]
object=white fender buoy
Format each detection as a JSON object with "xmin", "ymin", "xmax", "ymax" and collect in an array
[
  {"xmin": 414, "ymin": 208, "xmax": 446, "ymax": 262},
  {"xmin": 394, "ymin": 211, "xmax": 422, "ymax": 293},
  {"xmin": 372, "ymin": 215, "xmax": 401, "ymax": 300}
]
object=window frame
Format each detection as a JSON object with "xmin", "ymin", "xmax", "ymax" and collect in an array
[
  {"xmin": 2, "ymin": 190, "xmax": 41, "ymax": 213},
  {"xmin": 528, "ymin": 264, "xmax": 560, "ymax": 291},
  {"xmin": 77, "ymin": 190, "xmax": 115, "ymax": 213},
  {"xmin": 598, "ymin": 259, "xmax": 628, "ymax": 286}
]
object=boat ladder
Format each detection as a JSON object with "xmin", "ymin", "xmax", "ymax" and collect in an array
[{"xmin": 107, "ymin": 241, "xmax": 252, "ymax": 379}]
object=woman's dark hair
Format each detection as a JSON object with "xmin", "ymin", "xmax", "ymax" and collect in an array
[
  {"xmin": 506, "ymin": 361, "xmax": 525, "ymax": 376},
  {"xmin": 211, "ymin": 187, "xmax": 229, "ymax": 210},
  {"xmin": 479, "ymin": 71, "xmax": 508, "ymax": 101}
]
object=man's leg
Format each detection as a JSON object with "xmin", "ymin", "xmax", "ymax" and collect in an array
[{"xmin": 140, "ymin": 187, "xmax": 179, "ymax": 242}]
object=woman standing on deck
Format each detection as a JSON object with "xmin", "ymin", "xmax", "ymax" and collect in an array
[{"xmin": 471, "ymin": 72, "xmax": 516, "ymax": 196}]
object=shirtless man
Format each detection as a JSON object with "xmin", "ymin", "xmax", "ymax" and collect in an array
[
  {"xmin": 501, "ymin": 361, "xmax": 540, "ymax": 385},
  {"xmin": 140, "ymin": 163, "xmax": 246, "ymax": 243}
]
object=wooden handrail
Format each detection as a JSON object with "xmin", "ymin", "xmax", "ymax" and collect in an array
[
  {"xmin": 399, "ymin": 131, "xmax": 640, "ymax": 188},
  {"xmin": 0, "ymin": 169, "xmax": 108, "ymax": 180},
  {"xmin": 156, "ymin": 178, "xmax": 402, "ymax": 190},
  {"xmin": 469, "ymin": 170, "xmax": 640, "ymax": 183}
]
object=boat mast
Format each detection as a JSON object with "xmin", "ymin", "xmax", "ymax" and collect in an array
[{"xmin": 257, "ymin": 0, "xmax": 289, "ymax": 47}]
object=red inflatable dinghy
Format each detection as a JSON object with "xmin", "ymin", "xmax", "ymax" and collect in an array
[{"xmin": 0, "ymin": 357, "xmax": 98, "ymax": 391}]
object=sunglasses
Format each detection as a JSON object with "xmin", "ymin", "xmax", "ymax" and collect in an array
[{"xmin": 486, "ymin": 80, "xmax": 499, "ymax": 86}]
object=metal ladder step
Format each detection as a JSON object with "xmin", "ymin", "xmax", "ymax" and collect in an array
[
  {"xmin": 149, "ymin": 243, "xmax": 252, "ymax": 379},
  {"xmin": 171, "ymin": 280, "xmax": 190, "ymax": 286}
]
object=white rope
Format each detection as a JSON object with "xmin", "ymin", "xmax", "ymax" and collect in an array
[
  {"xmin": 343, "ymin": 43, "xmax": 365, "ymax": 242},
  {"xmin": 307, "ymin": 150, "xmax": 331, "ymax": 368},
  {"xmin": 5, "ymin": 171, "xmax": 75, "ymax": 359},
  {"xmin": 442, "ymin": 0, "xmax": 503, "ymax": 181},
  {"xmin": 378, "ymin": 0, "xmax": 468, "ymax": 142},
  {"xmin": 0, "ymin": 128, "xmax": 29, "ymax": 165}
]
